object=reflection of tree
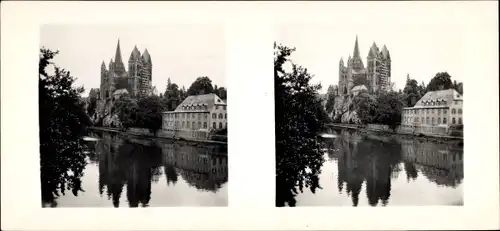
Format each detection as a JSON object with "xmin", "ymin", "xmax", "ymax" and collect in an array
[{"xmin": 161, "ymin": 142, "xmax": 228, "ymax": 192}]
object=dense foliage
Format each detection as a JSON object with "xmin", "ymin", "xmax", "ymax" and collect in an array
[
  {"xmin": 274, "ymin": 42, "xmax": 326, "ymax": 207},
  {"xmin": 39, "ymin": 48, "xmax": 91, "ymax": 205},
  {"xmin": 187, "ymin": 76, "xmax": 214, "ymax": 96}
]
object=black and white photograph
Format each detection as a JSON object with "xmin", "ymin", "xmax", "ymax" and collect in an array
[
  {"xmin": 275, "ymin": 23, "xmax": 465, "ymax": 207},
  {"xmin": 39, "ymin": 24, "xmax": 228, "ymax": 207}
]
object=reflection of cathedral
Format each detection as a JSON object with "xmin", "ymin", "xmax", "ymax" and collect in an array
[
  {"xmin": 161, "ymin": 142, "xmax": 228, "ymax": 192},
  {"xmin": 329, "ymin": 128, "xmax": 464, "ymax": 207},
  {"xmin": 93, "ymin": 132, "xmax": 228, "ymax": 207},
  {"xmin": 400, "ymin": 140, "xmax": 464, "ymax": 187},
  {"xmin": 96, "ymin": 134, "xmax": 162, "ymax": 207},
  {"xmin": 334, "ymin": 129, "xmax": 400, "ymax": 206}
]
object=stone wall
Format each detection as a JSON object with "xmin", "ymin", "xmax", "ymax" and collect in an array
[{"xmin": 159, "ymin": 129, "xmax": 211, "ymax": 141}]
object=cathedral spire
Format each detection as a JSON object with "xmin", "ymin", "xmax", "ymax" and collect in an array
[
  {"xmin": 114, "ymin": 39, "xmax": 123, "ymax": 64},
  {"xmin": 353, "ymin": 35, "xmax": 360, "ymax": 58}
]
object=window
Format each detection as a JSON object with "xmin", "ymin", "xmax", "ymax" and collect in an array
[
  {"xmin": 175, "ymin": 121, "xmax": 179, "ymax": 128},
  {"xmin": 443, "ymin": 117, "xmax": 447, "ymax": 124},
  {"xmin": 182, "ymin": 113, "xmax": 185, "ymax": 118},
  {"xmin": 198, "ymin": 113, "xmax": 201, "ymax": 119},
  {"xmin": 192, "ymin": 121, "xmax": 196, "ymax": 129},
  {"xmin": 438, "ymin": 109, "xmax": 441, "ymax": 115},
  {"xmin": 452, "ymin": 118, "xmax": 456, "ymax": 124},
  {"xmin": 458, "ymin": 118, "xmax": 462, "ymax": 124},
  {"xmin": 216, "ymin": 105, "xmax": 219, "ymax": 110},
  {"xmin": 225, "ymin": 122, "xmax": 227, "ymax": 128},
  {"xmin": 219, "ymin": 122, "xmax": 223, "ymax": 129},
  {"xmin": 182, "ymin": 121, "xmax": 185, "ymax": 128},
  {"xmin": 454, "ymin": 101, "xmax": 458, "ymax": 105},
  {"xmin": 444, "ymin": 109, "xmax": 448, "ymax": 114},
  {"xmin": 225, "ymin": 113, "xmax": 227, "ymax": 119},
  {"xmin": 437, "ymin": 118, "xmax": 441, "ymax": 124},
  {"xmin": 426, "ymin": 117, "xmax": 429, "ymax": 124},
  {"xmin": 223, "ymin": 106, "xmax": 227, "ymax": 110},
  {"xmin": 432, "ymin": 108, "xmax": 435, "ymax": 114},
  {"xmin": 458, "ymin": 109, "xmax": 462, "ymax": 114},
  {"xmin": 213, "ymin": 122, "xmax": 216, "ymax": 128},
  {"xmin": 218, "ymin": 113, "xmax": 223, "ymax": 119},
  {"xmin": 212, "ymin": 113, "xmax": 216, "ymax": 119},
  {"xmin": 187, "ymin": 122, "xmax": 190, "ymax": 128},
  {"xmin": 203, "ymin": 122, "xmax": 207, "ymax": 128},
  {"xmin": 452, "ymin": 109, "xmax": 456, "ymax": 114},
  {"xmin": 198, "ymin": 121, "xmax": 201, "ymax": 129},
  {"xmin": 204, "ymin": 113, "xmax": 208, "ymax": 119},
  {"xmin": 431, "ymin": 117, "xmax": 434, "ymax": 124}
]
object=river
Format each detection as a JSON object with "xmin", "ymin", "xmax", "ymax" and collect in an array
[
  {"xmin": 45, "ymin": 131, "xmax": 228, "ymax": 207},
  {"xmin": 292, "ymin": 127, "xmax": 464, "ymax": 206}
]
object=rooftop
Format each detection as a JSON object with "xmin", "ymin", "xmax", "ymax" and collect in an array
[
  {"xmin": 164, "ymin": 93, "xmax": 226, "ymax": 113},
  {"xmin": 412, "ymin": 89, "xmax": 462, "ymax": 108}
]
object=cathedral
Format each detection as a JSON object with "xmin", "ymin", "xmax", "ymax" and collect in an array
[
  {"xmin": 100, "ymin": 39, "xmax": 152, "ymax": 99},
  {"xmin": 338, "ymin": 35, "xmax": 391, "ymax": 95}
]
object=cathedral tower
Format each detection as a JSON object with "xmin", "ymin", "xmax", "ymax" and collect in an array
[{"xmin": 113, "ymin": 39, "xmax": 127, "ymax": 78}]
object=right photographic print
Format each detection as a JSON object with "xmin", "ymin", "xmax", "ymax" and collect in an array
[{"xmin": 274, "ymin": 24, "xmax": 464, "ymax": 207}]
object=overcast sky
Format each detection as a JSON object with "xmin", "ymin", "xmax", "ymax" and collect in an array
[
  {"xmin": 276, "ymin": 23, "xmax": 466, "ymax": 94},
  {"xmin": 41, "ymin": 24, "xmax": 225, "ymax": 97}
]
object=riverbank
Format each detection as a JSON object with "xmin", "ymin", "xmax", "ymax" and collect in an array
[
  {"xmin": 88, "ymin": 126, "xmax": 228, "ymax": 145},
  {"xmin": 326, "ymin": 123, "xmax": 464, "ymax": 143}
]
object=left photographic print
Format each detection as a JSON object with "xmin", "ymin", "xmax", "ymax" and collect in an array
[{"xmin": 39, "ymin": 24, "xmax": 228, "ymax": 208}]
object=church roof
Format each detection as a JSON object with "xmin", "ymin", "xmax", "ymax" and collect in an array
[
  {"xmin": 381, "ymin": 45, "xmax": 391, "ymax": 60},
  {"xmin": 114, "ymin": 39, "xmax": 124, "ymax": 64},
  {"xmin": 129, "ymin": 45, "xmax": 141, "ymax": 61},
  {"xmin": 113, "ymin": 88, "xmax": 129, "ymax": 95},
  {"xmin": 353, "ymin": 35, "xmax": 361, "ymax": 58},
  {"xmin": 367, "ymin": 42, "xmax": 379, "ymax": 59},
  {"xmin": 168, "ymin": 93, "xmax": 226, "ymax": 113},
  {"xmin": 351, "ymin": 85, "xmax": 368, "ymax": 92},
  {"xmin": 142, "ymin": 49, "xmax": 151, "ymax": 63}
]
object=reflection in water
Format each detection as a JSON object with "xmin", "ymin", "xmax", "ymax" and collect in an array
[
  {"xmin": 290, "ymin": 128, "xmax": 463, "ymax": 207},
  {"xmin": 49, "ymin": 131, "xmax": 228, "ymax": 207}
]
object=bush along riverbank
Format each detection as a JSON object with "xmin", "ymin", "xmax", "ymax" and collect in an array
[
  {"xmin": 89, "ymin": 126, "xmax": 228, "ymax": 145},
  {"xmin": 326, "ymin": 123, "xmax": 463, "ymax": 145}
]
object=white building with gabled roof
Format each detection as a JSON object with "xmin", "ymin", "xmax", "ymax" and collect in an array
[
  {"xmin": 162, "ymin": 93, "xmax": 227, "ymax": 133},
  {"xmin": 401, "ymin": 89, "xmax": 463, "ymax": 135}
]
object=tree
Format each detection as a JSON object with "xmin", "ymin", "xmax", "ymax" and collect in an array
[
  {"xmin": 135, "ymin": 95, "xmax": 165, "ymax": 134},
  {"xmin": 114, "ymin": 95, "xmax": 138, "ymax": 129},
  {"xmin": 426, "ymin": 72, "xmax": 453, "ymax": 92},
  {"xmin": 403, "ymin": 75, "xmax": 422, "ymax": 107},
  {"xmin": 325, "ymin": 85, "xmax": 336, "ymax": 114},
  {"xmin": 39, "ymin": 48, "xmax": 91, "ymax": 205},
  {"xmin": 215, "ymin": 86, "xmax": 227, "ymax": 100},
  {"xmin": 163, "ymin": 82, "xmax": 181, "ymax": 111},
  {"xmin": 274, "ymin": 42, "xmax": 325, "ymax": 207},
  {"xmin": 373, "ymin": 91, "xmax": 406, "ymax": 129},
  {"xmin": 353, "ymin": 92, "xmax": 378, "ymax": 124},
  {"xmin": 187, "ymin": 76, "xmax": 214, "ymax": 96}
]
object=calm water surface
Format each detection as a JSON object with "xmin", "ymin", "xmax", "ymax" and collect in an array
[
  {"xmin": 48, "ymin": 131, "xmax": 228, "ymax": 207},
  {"xmin": 294, "ymin": 128, "xmax": 463, "ymax": 206}
]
